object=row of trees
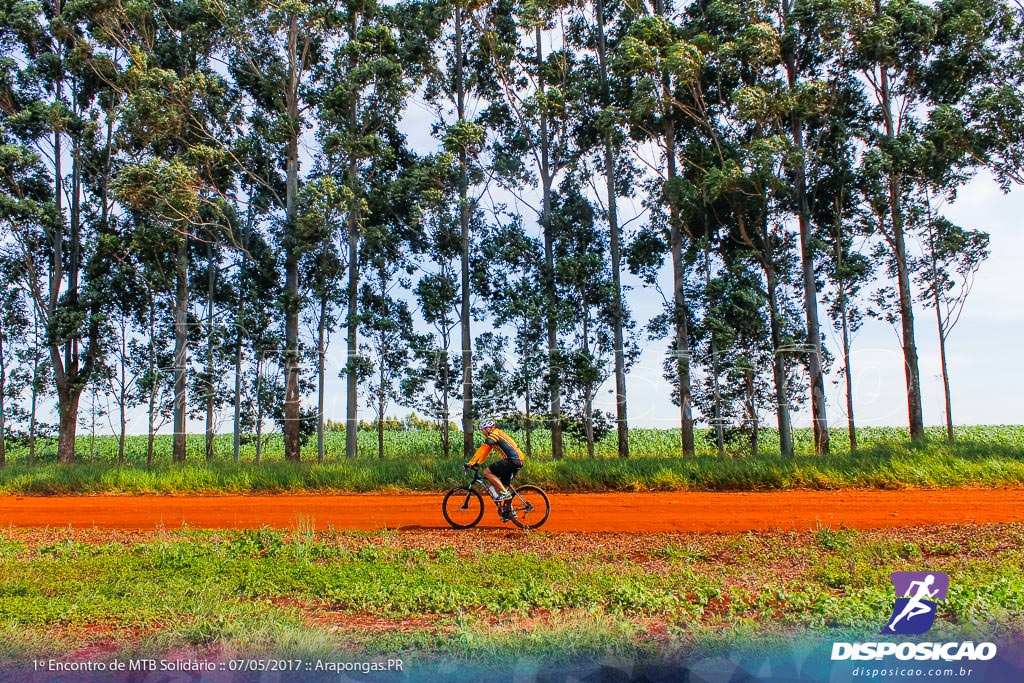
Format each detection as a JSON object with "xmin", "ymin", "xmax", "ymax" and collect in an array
[{"xmin": 1, "ymin": 0, "xmax": 1021, "ymax": 464}]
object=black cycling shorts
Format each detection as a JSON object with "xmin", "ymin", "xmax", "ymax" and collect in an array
[{"xmin": 488, "ymin": 459, "xmax": 523, "ymax": 486}]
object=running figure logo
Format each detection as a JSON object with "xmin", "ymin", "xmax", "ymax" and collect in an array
[{"xmin": 882, "ymin": 571, "xmax": 949, "ymax": 635}]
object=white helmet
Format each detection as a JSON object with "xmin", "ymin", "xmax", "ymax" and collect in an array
[{"xmin": 479, "ymin": 417, "xmax": 497, "ymax": 431}]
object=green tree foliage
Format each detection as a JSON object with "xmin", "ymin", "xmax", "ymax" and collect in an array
[{"xmin": 2, "ymin": 0, "xmax": 1023, "ymax": 465}]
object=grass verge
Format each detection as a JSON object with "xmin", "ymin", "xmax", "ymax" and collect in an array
[
  {"xmin": 0, "ymin": 524, "xmax": 1021, "ymax": 663},
  {"xmin": 0, "ymin": 435, "xmax": 1022, "ymax": 494}
]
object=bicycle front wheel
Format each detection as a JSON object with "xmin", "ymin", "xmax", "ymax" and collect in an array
[
  {"xmin": 508, "ymin": 485, "xmax": 550, "ymax": 530},
  {"xmin": 442, "ymin": 486, "xmax": 484, "ymax": 529}
]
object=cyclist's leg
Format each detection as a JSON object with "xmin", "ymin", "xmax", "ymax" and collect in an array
[
  {"xmin": 487, "ymin": 460, "xmax": 517, "ymax": 497},
  {"xmin": 483, "ymin": 463, "xmax": 508, "ymax": 494}
]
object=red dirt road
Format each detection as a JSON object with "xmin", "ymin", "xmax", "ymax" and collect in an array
[{"xmin": 0, "ymin": 488, "xmax": 1022, "ymax": 532}]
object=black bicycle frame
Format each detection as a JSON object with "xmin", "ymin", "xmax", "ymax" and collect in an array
[{"xmin": 465, "ymin": 466, "xmax": 518, "ymax": 514}]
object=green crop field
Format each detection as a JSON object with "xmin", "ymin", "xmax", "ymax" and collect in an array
[
  {"xmin": 9, "ymin": 425, "xmax": 1024, "ymax": 464},
  {"xmin": 0, "ymin": 426, "xmax": 1022, "ymax": 494},
  {"xmin": 0, "ymin": 525, "xmax": 1021, "ymax": 665}
]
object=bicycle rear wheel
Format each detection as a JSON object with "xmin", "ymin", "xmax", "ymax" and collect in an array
[
  {"xmin": 507, "ymin": 485, "xmax": 550, "ymax": 530},
  {"xmin": 442, "ymin": 487, "xmax": 484, "ymax": 529}
]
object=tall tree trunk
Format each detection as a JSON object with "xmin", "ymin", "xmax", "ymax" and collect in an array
[
  {"xmin": 875, "ymin": 0, "xmax": 924, "ymax": 442},
  {"xmin": 929, "ymin": 224, "xmax": 954, "ymax": 442},
  {"xmin": 317, "ymin": 290, "xmax": 327, "ymax": 463},
  {"xmin": 172, "ymin": 236, "xmax": 188, "ymax": 463},
  {"xmin": 205, "ymin": 243, "xmax": 216, "ymax": 462},
  {"xmin": 56, "ymin": 385, "xmax": 82, "ymax": 464},
  {"xmin": 147, "ymin": 298, "xmax": 156, "ymax": 466},
  {"xmin": 582, "ymin": 308, "xmax": 595, "ymax": 459},
  {"xmin": 233, "ymin": 218, "xmax": 249, "ymax": 463},
  {"xmin": 68, "ymin": 87, "xmax": 81, "ymax": 379},
  {"xmin": 746, "ymin": 369, "xmax": 759, "ymax": 458},
  {"xmin": 536, "ymin": 25, "xmax": 564, "ymax": 460},
  {"xmin": 455, "ymin": 6, "xmax": 475, "ymax": 459},
  {"xmin": 117, "ymin": 390, "xmax": 126, "ymax": 464},
  {"xmin": 89, "ymin": 387, "xmax": 96, "ymax": 460},
  {"xmin": 282, "ymin": 13, "xmax": 302, "ymax": 462},
  {"xmin": 29, "ymin": 308, "xmax": 39, "ymax": 465},
  {"xmin": 764, "ymin": 260, "xmax": 794, "ymax": 457},
  {"xmin": 377, "ymin": 363, "xmax": 385, "ymax": 460},
  {"xmin": 934, "ymin": 302, "xmax": 953, "ymax": 443},
  {"xmin": 703, "ymin": 248, "xmax": 725, "ymax": 455},
  {"xmin": 595, "ymin": 0, "xmax": 628, "ymax": 459},
  {"xmin": 885, "ymin": 127, "xmax": 925, "ymax": 443},
  {"xmin": 839, "ymin": 291, "xmax": 857, "ymax": 451},
  {"xmin": 655, "ymin": 0, "xmax": 695, "ymax": 457},
  {"xmin": 781, "ymin": 0, "xmax": 829, "ymax": 455},
  {"xmin": 524, "ymin": 361, "xmax": 533, "ymax": 458},
  {"xmin": 441, "ymin": 329, "xmax": 451, "ymax": 459},
  {"xmin": 833, "ymin": 203, "xmax": 857, "ymax": 452},
  {"xmin": 254, "ymin": 355, "xmax": 264, "ymax": 464},
  {"xmin": 344, "ymin": 210, "xmax": 360, "ymax": 460},
  {"xmin": 232, "ymin": 335, "xmax": 243, "ymax": 463},
  {"xmin": 49, "ymin": 33, "xmax": 80, "ymax": 466},
  {"xmin": 0, "ymin": 329, "xmax": 6, "ymax": 466},
  {"xmin": 117, "ymin": 321, "xmax": 127, "ymax": 464},
  {"xmin": 57, "ymin": 82, "xmax": 86, "ymax": 465},
  {"xmin": 666, "ymin": 139, "xmax": 695, "ymax": 457}
]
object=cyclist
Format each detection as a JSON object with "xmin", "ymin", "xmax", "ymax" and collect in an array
[{"xmin": 464, "ymin": 418, "xmax": 524, "ymax": 502}]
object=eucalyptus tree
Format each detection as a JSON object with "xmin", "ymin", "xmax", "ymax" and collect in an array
[
  {"xmin": 127, "ymin": 292, "xmax": 175, "ymax": 466},
  {"xmin": 99, "ymin": 257, "xmax": 148, "ymax": 464},
  {"xmin": 0, "ymin": 63, "xmax": 51, "ymax": 465},
  {"xmin": 613, "ymin": 6, "xmax": 705, "ymax": 456},
  {"xmin": 770, "ymin": 0, "xmax": 840, "ymax": 454},
  {"xmin": 101, "ymin": 0, "xmax": 236, "ymax": 463},
  {"xmin": 297, "ymin": 177, "xmax": 344, "ymax": 462},
  {"xmin": 472, "ymin": 331, "xmax": 517, "ymax": 420},
  {"xmin": 0, "ymin": 0, "xmax": 125, "ymax": 463},
  {"xmin": 419, "ymin": 0, "xmax": 492, "ymax": 459},
  {"xmin": 846, "ymin": 0, "xmax": 1019, "ymax": 440},
  {"xmin": 223, "ymin": 0, "xmax": 335, "ymax": 462},
  {"xmin": 226, "ymin": 193, "xmax": 280, "ymax": 461},
  {"xmin": 679, "ymin": 2, "xmax": 808, "ymax": 457},
  {"xmin": 910, "ymin": 0, "xmax": 1020, "ymax": 441},
  {"xmin": 20, "ymin": 288, "xmax": 52, "ymax": 464},
  {"xmin": 315, "ymin": 0, "xmax": 426, "ymax": 459},
  {"xmin": 406, "ymin": 149, "xmax": 466, "ymax": 456},
  {"xmin": 482, "ymin": 0, "xmax": 584, "ymax": 459},
  {"xmin": 0, "ymin": 258, "xmax": 30, "ymax": 466},
  {"xmin": 851, "ymin": 0, "xmax": 936, "ymax": 440},
  {"xmin": 123, "ymin": 211, "xmax": 177, "ymax": 465},
  {"xmin": 227, "ymin": 112, "xmax": 287, "ymax": 461},
  {"xmin": 191, "ymin": 230, "xmax": 235, "ymax": 462},
  {"xmin": 360, "ymin": 268, "xmax": 417, "ymax": 460},
  {"xmin": 697, "ymin": 261, "xmax": 775, "ymax": 456},
  {"xmin": 356, "ymin": 156, "xmax": 429, "ymax": 461},
  {"xmin": 550, "ymin": 186, "xmax": 633, "ymax": 458},
  {"xmin": 703, "ymin": 137, "xmax": 804, "ymax": 458},
  {"xmin": 810, "ymin": 91, "xmax": 871, "ymax": 452},
  {"xmin": 475, "ymin": 215, "xmax": 547, "ymax": 456},
  {"xmin": 564, "ymin": 0, "xmax": 636, "ymax": 457},
  {"xmin": 916, "ymin": 212, "xmax": 989, "ymax": 442},
  {"xmin": 410, "ymin": 267, "xmax": 462, "ymax": 457}
]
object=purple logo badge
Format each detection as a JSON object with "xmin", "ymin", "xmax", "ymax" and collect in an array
[{"xmin": 882, "ymin": 571, "xmax": 949, "ymax": 635}]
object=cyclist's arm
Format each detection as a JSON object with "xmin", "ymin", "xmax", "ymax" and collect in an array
[{"xmin": 467, "ymin": 441, "xmax": 493, "ymax": 466}]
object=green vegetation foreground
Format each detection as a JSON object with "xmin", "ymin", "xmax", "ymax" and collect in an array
[
  {"xmin": 0, "ymin": 426, "xmax": 1021, "ymax": 494},
  {"xmin": 0, "ymin": 525, "xmax": 1021, "ymax": 663}
]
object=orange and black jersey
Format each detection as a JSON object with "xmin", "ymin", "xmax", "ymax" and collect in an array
[{"xmin": 468, "ymin": 428, "xmax": 525, "ymax": 466}]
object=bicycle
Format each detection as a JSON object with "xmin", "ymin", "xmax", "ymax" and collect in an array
[{"xmin": 442, "ymin": 464, "xmax": 550, "ymax": 530}]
